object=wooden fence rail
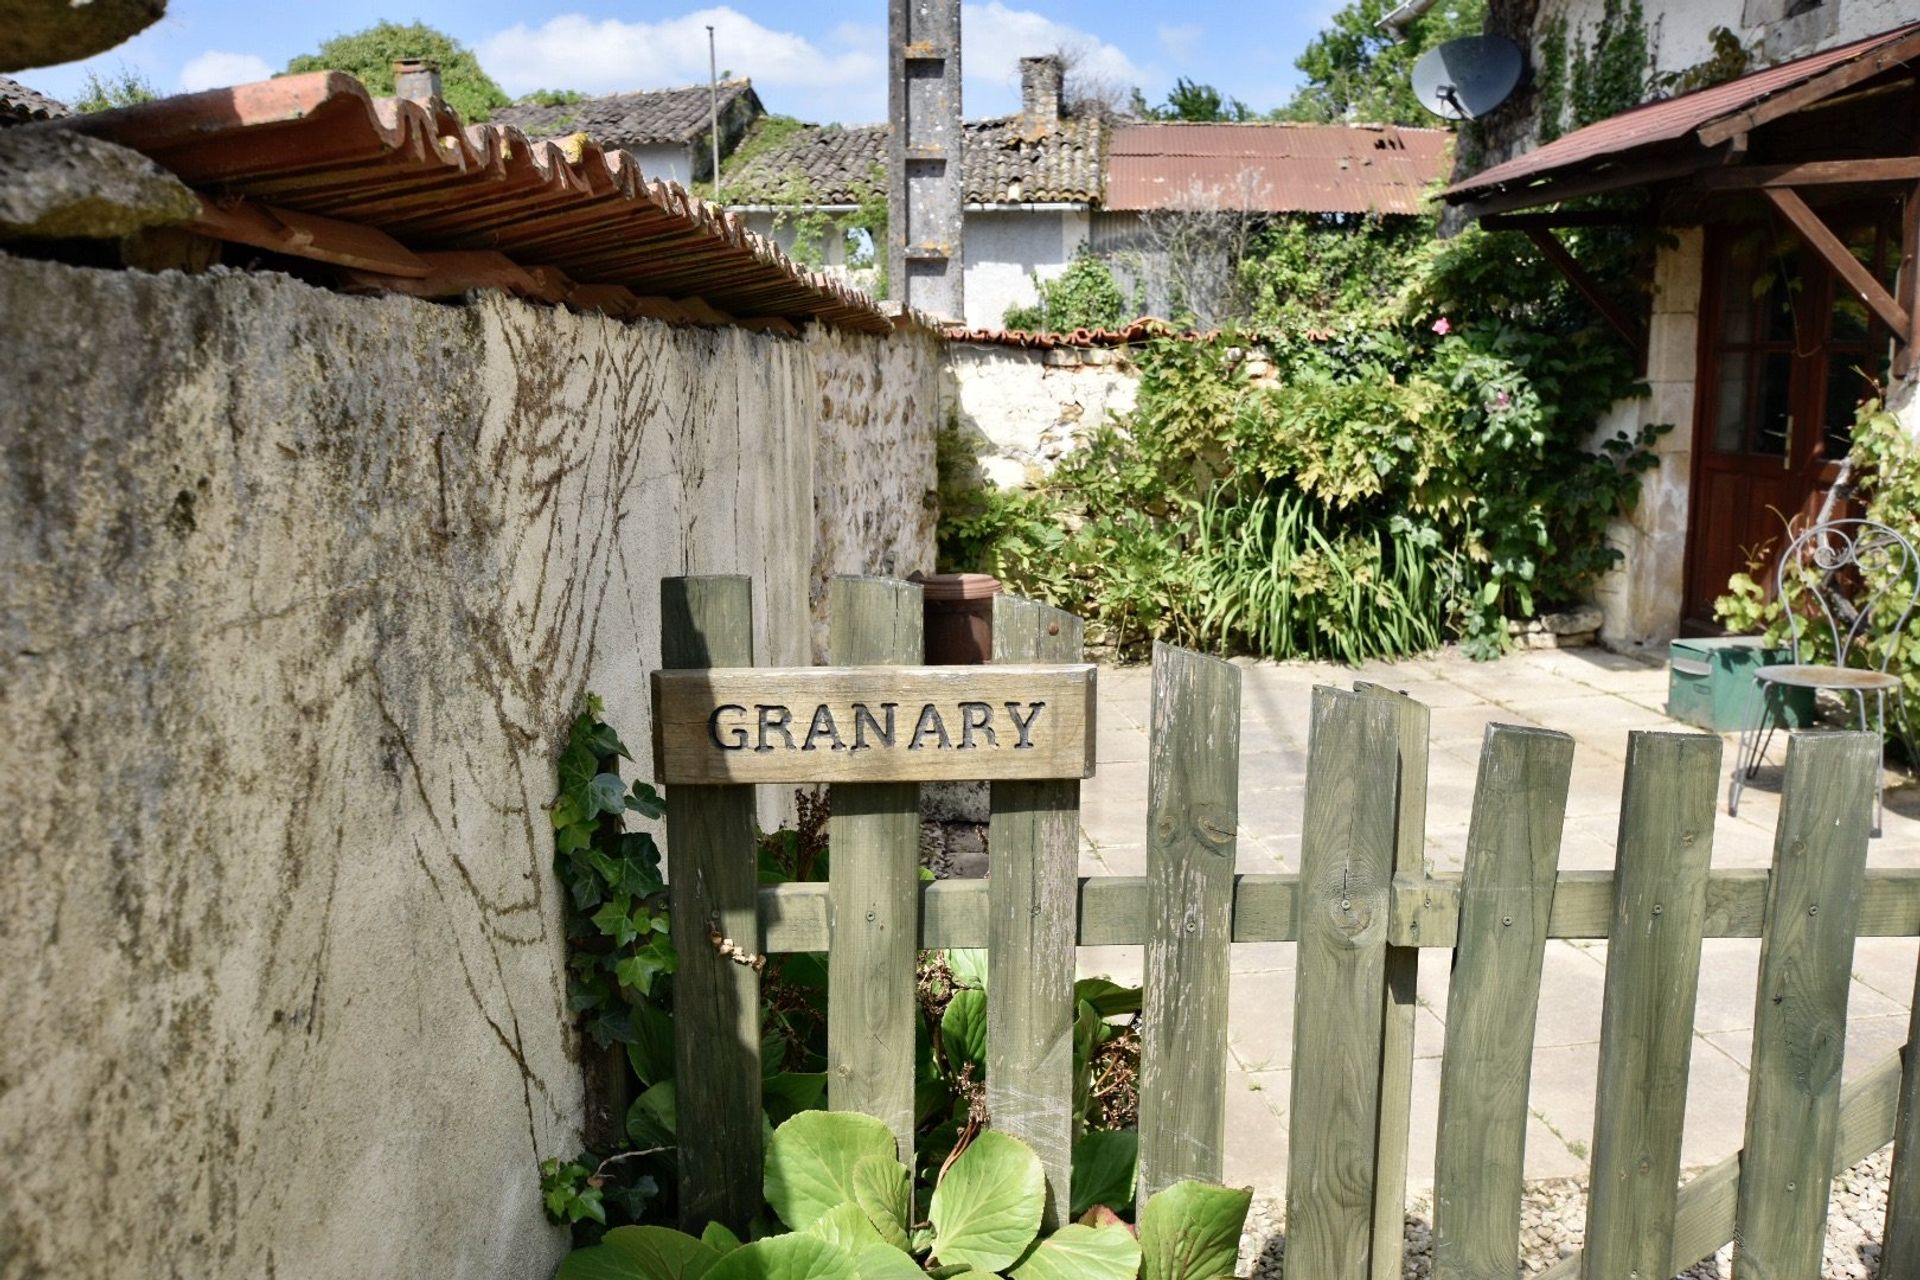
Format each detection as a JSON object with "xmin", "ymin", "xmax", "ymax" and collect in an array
[{"xmin": 652, "ymin": 574, "xmax": 1908, "ymax": 1273}]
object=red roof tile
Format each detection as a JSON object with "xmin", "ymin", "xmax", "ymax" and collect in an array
[
  {"xmin": 52, "ymin": 73, "xmax": 894, "ymax": 333},
  {"xmin": 1446, "ymin": 23, "xmax": 1920, "ymax": 202},
  {"xmin": 1105, "ymin": 122, "xmax": 1452, "ymax": 216}
]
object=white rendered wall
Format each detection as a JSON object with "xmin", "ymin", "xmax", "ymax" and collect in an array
[{"xmin": 961, "ymin": 209, "xmax": 1091, "ymax": 329}]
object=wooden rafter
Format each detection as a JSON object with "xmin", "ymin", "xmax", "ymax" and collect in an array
[
  {"xmin": 1694, "ymin": 156, "xmax": 1920, "ymax": 190},
  {"xmin": 1899, "ymin": 178, "xmax": 1920, "ymax": 378},
  {"xmin": 1522, "ymin": 226, "xmax": 1646, "ymax": 354},
  {"xmin": 1763, "ymin": 186, "xmax": 1913, "ymax": 335},
  {"xmin": 1459, "ymin": 150, "xmax": 1730, "ymax": 220},
  {"xmin": 1697, "ymin": 31, "xmax": 1920, "ymax": 147}
]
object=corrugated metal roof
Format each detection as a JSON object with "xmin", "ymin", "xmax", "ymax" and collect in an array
[
  {"xmin": 1446, "ymin": 22, "xmax": 1920, "ymax": 202},
  {"xmin": 49, "ymin": 73, "xmax": 893, "ymax": 333},
  {"xmin": 1105, "ymin": 122, "xmax": 1452, "ymax": 215}
]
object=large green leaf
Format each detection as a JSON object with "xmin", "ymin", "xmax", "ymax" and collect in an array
[
  {"xmin": 1071, "ymin": 978, "xmax": 1142, "ymax": 1019},
  {"xmin": 809, "ymin": 1203, "xmax": 889, "ymax": 1254},
  {"xmin": 1070, "ymin": 1130, "xmax": 1139, "ymax": 1219},
  {"xmin": 706, "ymin": 1235, "xmax": 861, "ymax": 1280},
  {"xmin": 1137, "ymin": 1182, "xmax": 1252, "ymax": 1280},
  {"xmin": 851, "ymin": 1155, "xmax": 913, "ymax": 1251},
  {"xmin": 702, "ymin": 1223, "xmax": 744, "ymax": 1256},
  {"xmin": 939, "ymin": 989, "xmax": 988, "ymax": 1074},
  {"xmin": 928, "ymin": 1132, "xmax": 1045, "ymax": 1271},
  {"xmin": 557, "ymin": 1225, "xmax": 720, "ymax": 1280},
  {"xmin": 764, "ymin": 1072, "xmax": 828, "ymax": 1125},
  {"xmin": 1009, "ymin": 1224, "xmax": 1141, "ymax": 1280},
  {"xmin": 626, "ymin": 1000, "xmax": 676, "ymax": 1087},
  {"xmin": 946, "ymin": 949, "xmax": 989, "ymax": 991},
  {"xmin": 853, "ymin": 1244, "xmax": 927, "ymax": 1280},
  {"xmin": 766, "ymin": 1111, "xmax": 901, "ymax": 1231},
  {"xmin": 628, "ymin": 1080, "xmax": 677, "ymax": 1148}
]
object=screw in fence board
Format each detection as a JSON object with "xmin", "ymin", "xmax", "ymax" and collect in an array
[
  {"xmin": 1883, "ymin": 948, "xmax": 1920, "ymax": 1276},
  {"xmin": 1733, "ymin": 731, "xmax": 1879, "ymax": 1280},
  {"xmin": 660, "ymin": 575, "xmax": 764, "ymax": 1235},
  {"xmin": 1137, "ymin": 641, "xmax": 1242, "ymax": 1204},
  {"xmin": 1431, "ymin": 723, "xmax": 1574, "ymax": 1280},
  {"xmin": 1352, "ymin": 682, "xmax": 1431, "ymax": 1280},
  {"xmin": 1285, "ymin": 686, "xmax": 1402, "ymax": 1280},
  {"xmin": 826, "ymin": 576, "xmax": 925, "ymax": 1162},
  {"xmin": 988, "ymin": 595, "xmax": 1084, "ymax": 1226},
  {"xmin": 1580, "ymin": 731, "xmax": 1721, "ymax": 1280}
]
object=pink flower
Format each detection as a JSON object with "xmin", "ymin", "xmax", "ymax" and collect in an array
[{"xmin": 1431, "ymin": 317, "xmax": 1452, "ymax": 335}]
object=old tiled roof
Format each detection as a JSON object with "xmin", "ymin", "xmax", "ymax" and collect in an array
[
  {"xmin": 1445, "ymin": 22, "xmax": 1920, "ymax": 204},
  {"xmin": 492, "ymin": 80, "xmax": 758, "ymax": 147},
  {"xmin": 725, "ymin": 114, "xmax": 1105, "ymax": 205},
  {"xmin": 1106, "ymin": 122, "xmax": 1450, "ymax": 215},
  {"xmin": 0, "ymin": 76, "xmax": 71, "ymax": 125},
  {"xmin": 49, "ymin": 73, "xmax": 894, "ymax": 333}
]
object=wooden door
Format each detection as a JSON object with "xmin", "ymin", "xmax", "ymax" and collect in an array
[{"xmin": 1681, "ymin": 206, "xmax": 1902, "ymax": 630}]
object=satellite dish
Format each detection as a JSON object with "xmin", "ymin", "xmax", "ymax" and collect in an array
[{"xmin": 1412, "ymin": 35, "xmax": 1524, "ymax": 121}]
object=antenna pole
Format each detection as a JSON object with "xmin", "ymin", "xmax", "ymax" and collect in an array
[{"xmin": 707, "ymin": 25, "xmax": 721, "ymax": 201}]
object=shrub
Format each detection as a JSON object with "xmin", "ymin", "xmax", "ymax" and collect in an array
[{"xmin": 1004, "ymin": 252, "xmax": 1131, "ymax": 333}]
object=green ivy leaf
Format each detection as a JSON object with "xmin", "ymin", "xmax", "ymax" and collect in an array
[
  {"xmin": 1137, "ymin": 1181, "xmax": 1252, "ymax": 1280},
  {"xmin": 588, "ymin": 772, "xmax": 630, "ymax": 819},
  {"xmin": 626, "ymin": 781, "xmax": 666, "ymax": 819},
  {"xmin": 765, "ymin": 1111, "xmax": 900, "ymax": 1232},
  {"xmin": 928, "ymin": 1132, "xmax": 1045, "ymax": 1271}
]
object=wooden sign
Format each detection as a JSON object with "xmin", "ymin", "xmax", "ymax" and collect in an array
[{"xmin": 652, "ymin": 665, "xmax": 1097, "ymax": 784}]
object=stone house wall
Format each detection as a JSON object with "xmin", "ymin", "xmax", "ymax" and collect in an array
[
  {"xmin": 0, "ymin": 251, "xmax": 938, "ymax": 1280},
  {"xmin": 944, "ymin": 341, "xmax": 1138, "ymax": 487}
]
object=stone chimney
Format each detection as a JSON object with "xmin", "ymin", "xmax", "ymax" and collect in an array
[
  {"xmin": 1020, "ymin": 55, "xmax": 1064, "ymax": 127},
  {"xmin": 392, "ymin": 58, "xmax": 442, "ymax": 103}
]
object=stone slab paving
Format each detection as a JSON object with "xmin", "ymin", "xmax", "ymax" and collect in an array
[{"xmin": 1073, "ymin": 645, "xmax": 1920, "ymax": 1194}]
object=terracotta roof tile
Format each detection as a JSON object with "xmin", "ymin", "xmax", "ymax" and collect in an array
[
  {"xmin": 50, "ymin": 72, "xmax": 894, "ymax": 333},
  {"xmin": 492, "ymin": 80, "xmax": 757, "ymax": 147},
  {"xmin": 0, "ymin": 75, "xmax": 71, "ymax": 124},
  {"xmin": 725, "ymin": 114, "xmax": 1104, "ymax": 206}
]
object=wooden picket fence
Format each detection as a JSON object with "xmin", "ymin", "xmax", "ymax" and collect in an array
[{"xmin": 656, "ymin": 574, "xmax": 1920, "ymax": 1279}]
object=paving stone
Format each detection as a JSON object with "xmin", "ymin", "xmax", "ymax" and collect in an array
[
  {"xmin": 1680, "ymin": 1034, "xmax": 1755, "ymax": 1169},
  {"xmin": 1534, "ymin": 942, "xmax": 1609, "ymax": 1047},
  {"xmin": 1227, "ymin": 966, "xmax": 1296, "ymax": 1071}
]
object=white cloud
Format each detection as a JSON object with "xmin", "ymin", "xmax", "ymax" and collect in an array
[
  {"xmin": 961, "ymin": 2, "xmax": 1154, "ymax": 115},
  {"xmin": 1157, "ymin": 23, "xmax": 1203, "ymax": 63},
  {"xmin": 476, "ymin": 8, "xmax": 886, "ymax": 123},
  {"xmin": 178, "ymin": 51, "xmax": 274, "ymax": 94}
]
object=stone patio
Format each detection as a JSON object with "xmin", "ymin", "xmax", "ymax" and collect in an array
[{"xmin": 1072, "ymin": 644, "xmax": 1920, "ymax": 1191}]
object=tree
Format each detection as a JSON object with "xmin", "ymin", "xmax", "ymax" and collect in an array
[
  {"xmin": 285, "ymin": 22, "xmax": 509, "ymax": 122},
  {"xmin": 1279, "ymin": 0, "xmax": 1486, "ymax": 126},
  {"xmin": 1129, "ymin": 77, "xmax": 1253, "ymax": 122},
  {"xmin": 75, "ymin": 65, "xmax": 157, "ymax": 112}
]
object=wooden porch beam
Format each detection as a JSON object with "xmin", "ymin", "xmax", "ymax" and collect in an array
[
  {"xmin": 1899, "ymin": 178, "xmax": 1920, "ymax": 378},
  {"xmin": 1457, "ymin": 149, "xmax": 1726, "ymax": 219},
  {"xmin": 1764, "ymin": 185, "xmax": 1912, "ymax": 335},
  {"xmin": 1693, "ymin": 155, "xmax": 1920, "ymax": 190},
  {"xmin": 1522, "ymin": 225, "xmax": 1646, "ymax": 353},
  {"xmin": 1697, "ymin": 33, "xmax": 1920, "ymax": 147},
  {"xmin": 1480, "ymin": 209, "xmax": 1649, "ymax": 230}
]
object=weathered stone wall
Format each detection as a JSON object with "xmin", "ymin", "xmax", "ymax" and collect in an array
[
  {"xmin": 945, "ymin": 341, "xmax": 1138, "ymax": 489},
  {"xmin": 0, "ymin": 253, "xmax": 935, "ymax": 1280}
]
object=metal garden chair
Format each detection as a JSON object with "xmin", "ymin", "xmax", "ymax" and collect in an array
[{"xmin": 1728, "ymin": 517, "xmax": 1916, "ymax": 837}]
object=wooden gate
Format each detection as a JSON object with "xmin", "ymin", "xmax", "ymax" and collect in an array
[{"xmin": 653, "ymin": 573, "xmax": 1920, "ymax": 1278}]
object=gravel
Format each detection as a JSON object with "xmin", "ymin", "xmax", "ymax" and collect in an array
[{"xmin": 1237, "ymin": 1146, "xmax": 1894, "ymax": 1279}]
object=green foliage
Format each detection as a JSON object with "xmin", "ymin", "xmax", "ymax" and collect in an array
[
  {"xmin": 519, "ymin": 88, "xmax": 588, "ymax": 107},
  {"xmin": 1002, "ymin": 253, "xmax": 1130, "ymax": 333},
  {"xmin": 943, "ymin": 221, "xmax": 1666, "ymax": 662},
  {"xmin": 555, "ymin": 1117, "xmax": 1247, "ymax": 1280},
  {"xmin": 1129, "ymin": 78, "xmax": 1253, "ymax": 122},
  {"xmin": 285, "ymin": 21, "xmax": 510, "ymax": 122},
  {"xmin": 1715, "ymin": 402, "xmax": 1920, "ymax": 760},
  {"xmin": 1534, "ymin": 0, "xmax": 1651, "ymax": 143},
  {"xmin": 1241, "ymin": 213, "xmax": 1434, "ymax": 332},
  {"xmin": 1279, "ymin": 0, "xmax": 1486, "ymax": 126},
  {"xmin": 75, "ymin": 66, "xmax": 157, "ymax": 112}
]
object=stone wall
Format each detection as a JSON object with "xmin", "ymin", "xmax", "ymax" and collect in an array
[
  {"xmin": 0, "ymin": 252, "xmax": 936, "ymax": 1280},
  {"xmin": 945, "ymin": 340, "xmax": 1137, "ymax": 488}
]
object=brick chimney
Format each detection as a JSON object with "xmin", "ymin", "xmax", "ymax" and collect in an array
[
  {"xmin": 392, "ymin": 58, "xmax": 442, "ymax": 103},
  {"xmin": 1020, "ymin": 55, "xmax": 1064, "ymax": 127}
]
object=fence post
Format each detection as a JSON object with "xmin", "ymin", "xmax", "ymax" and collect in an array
[
  {"xmin": 988, "ymin": 594, "xmax": 1083, "ymax": 1225},
  {"xmin": 1883, "ymin": 947, "xmax": 1920, "ymax": 1275},
  {"xmin": 1733, "ymin": 731, "xmax": 1879, "ymax": 1278},
  {"xmin": 1286, "ymin": 686, "xmax": 1401, "ymax": 1279},
  {"xmin": 1137, "ymin": 641, "xmax": 1242, "ymax": 1202},
  {"xmin": 1582, "ymin": 730, "xmax": 1721, "ymax": 1280},
  {"xmin": 826, "ymin": 576, "xmax": 924, "ymax": 1162},
  {"xmin": 660, "ymin": 575, "xmax": 763, "ymax": 1234},
  {"xmin": 1354, "ymin": 681, "xmax": 1430, "ymax": 1280},
  {"xmin": 1431, "ymin": 723, "xmax": 1574, "ymax": 1280}
]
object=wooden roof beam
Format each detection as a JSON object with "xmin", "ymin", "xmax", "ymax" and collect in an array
[
  {"xmin": 1697, "ymin": 34, "xmax": 1920, "ymax": 147},
  {"xmin": 1521, "ymin": 226, "xmax": 1645, "ymax": 357},
  {"xmin": 1694, "ymin": 156, "xmax": 1920, "ymax": 190},
  {"xmin": 1763, "ymin": 186, "xmax": 1911, "ymax": 335}
]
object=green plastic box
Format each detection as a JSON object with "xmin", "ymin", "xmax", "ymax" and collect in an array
[{"xmin": 1667, "ymin": 636, "xmax": 1816, "ymax": 733}]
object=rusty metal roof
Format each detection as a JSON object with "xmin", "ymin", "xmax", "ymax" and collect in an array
[
  {"xmin": 1445, "ymin": 22, "xmax": 1920, "ymax": 204},
  {"xmin": 50, "ymin": 73, "xmax": 892, "ymax": 333},
  {"xmin": 1105, "ymin": 122, "xmax": 1451, "ymax": 215}
]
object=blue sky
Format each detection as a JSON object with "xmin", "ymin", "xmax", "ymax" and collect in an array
[{"xmin": 17, "ymin": 0, "xmax": 1345, "ymax": 125}]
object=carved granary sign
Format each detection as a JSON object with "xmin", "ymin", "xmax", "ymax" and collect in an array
[{"xmin": 651, "ymin": 665, "xmax": 1097, "ymax": 783}]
